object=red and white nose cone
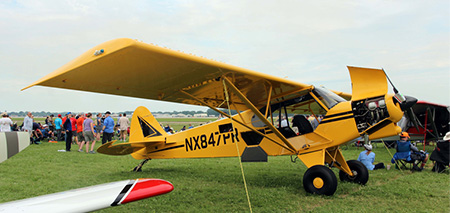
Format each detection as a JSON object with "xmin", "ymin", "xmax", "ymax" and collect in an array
[{"xmin": 120, "ymin": 179, "xmax": 174, "ymax": 205}]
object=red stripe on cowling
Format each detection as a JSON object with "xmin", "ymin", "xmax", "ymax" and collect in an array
[{"xmin": 120, "ymin": 179, "xmax": 173, "ymax": 204}]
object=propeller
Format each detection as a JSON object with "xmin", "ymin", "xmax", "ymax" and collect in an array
[
  {"xmin": 405, "ymin": 107, "xmax": 421, "ymax": 132},
  {"xmin": 426, "ymin": 107, "xmax": 440, "ymax": 140},
  {"xmin": 382, "ymin": 69, "xmax": 419, "ymax": 131}
]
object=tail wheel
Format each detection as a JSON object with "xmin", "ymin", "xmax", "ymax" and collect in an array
[
  {"xmin": 339, "ymin": 160, "xmax": 369, "ymax": 185},
  {"xmin": 303, "ymin": 165, "xmax": 337, "ymax": 196}
]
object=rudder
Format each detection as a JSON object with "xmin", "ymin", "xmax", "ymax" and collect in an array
[{"xmin": 129, "ymin": 106, "xmax": 167, "ymax": 142}]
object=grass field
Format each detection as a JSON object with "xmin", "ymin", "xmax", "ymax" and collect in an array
[{"xmin": 0, "ymin": 134, "xmax": 448, "ymax": 212}]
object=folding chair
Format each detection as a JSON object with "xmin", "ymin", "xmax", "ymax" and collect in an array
[
  {"xmin": 395, "ymin": 158, "xmax": 414, "ymax": 170},
  {"xmin": 392, "ymin": 141, "xmax": 422, "ymax": 171},
  {"xmin": 430, "ymin": 140, "xmax": 449, "ymax": 173}
]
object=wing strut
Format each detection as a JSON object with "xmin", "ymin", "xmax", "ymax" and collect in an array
[
  {"xmin": 222, "ymin": 77, "xmax": 297, "ymax": 153},
  {"xmin": 264, "ymin": 84, "xmax": 273, "ymax": 118},
  {"xmin": 179, "ymin": 90, "xmax": 295, "ymax": 152}
]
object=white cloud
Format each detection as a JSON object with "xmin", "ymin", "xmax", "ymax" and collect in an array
[{"xmin": 0, "ymin": 0, "xmax": 448, "ymax": 113}]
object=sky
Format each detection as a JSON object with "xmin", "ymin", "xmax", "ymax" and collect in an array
[{"xmin": 0, "ymin": 0, "xmax": 449, "ymax": 113}]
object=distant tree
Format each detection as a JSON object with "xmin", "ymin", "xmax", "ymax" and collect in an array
[{"xmin": 207, "ymin": 109, "xmax": 220, "ymax": 116}]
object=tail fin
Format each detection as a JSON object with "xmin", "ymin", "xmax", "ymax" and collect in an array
[
  {"xmin": 97, "ymin": 106, "xmax": 166, "ymax": 157},
  {"xmin": 129, "ymin": 106, "xmax": 167, "ymax": 142}
]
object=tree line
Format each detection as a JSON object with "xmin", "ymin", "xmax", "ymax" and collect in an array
[{"xmin": 4, "ymin": 109, "xmax": 239, "ymax": 117}]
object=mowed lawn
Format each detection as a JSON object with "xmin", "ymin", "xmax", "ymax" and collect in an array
[{"xmin": 0, "ymin": 126, "xmax": 448, "ymax": 212}]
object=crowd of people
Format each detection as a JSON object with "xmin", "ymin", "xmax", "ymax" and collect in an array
[
  {"xmin": 356, "ymin": 131, "xmax": 449, "ymax": 172},
  {"xmin": 2, "ymin": 111, "xmax": 448, "ymax": 172},
  {"xmin": 274, "ymin": 114, "xmax": 447, "ymax": 173},
  {"xmin": 0, "ymin": 111, "xmax": 130, "ymax": 153}
]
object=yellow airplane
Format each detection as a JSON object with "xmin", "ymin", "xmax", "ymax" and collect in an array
[{"xmin": 23, "ymin": 38, "xmax": 417, "ymax": 196}]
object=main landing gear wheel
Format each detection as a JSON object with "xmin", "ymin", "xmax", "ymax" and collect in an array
[
  {"xmin": 303, "ymin": 165, "xmax": 337, "ymax": 196},
  {"xmin": 339, "ymin": 160, "xmax": 369, "ymax": 185}
]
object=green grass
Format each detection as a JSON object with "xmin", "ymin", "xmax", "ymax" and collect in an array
[
  {"xmin": 11, "ymin": 117, "xmax": 46, "ymax": 125},
  {"xmin": 157, "ymin": 118, "xmax": 217, "ymax": 132},
  {"xmin": 156, "ymin": 118, "xmax": 216, "ymax": 122},
  {"xmin": 0, "ymin": 140, "xmax": 448, "ymax": 212}
]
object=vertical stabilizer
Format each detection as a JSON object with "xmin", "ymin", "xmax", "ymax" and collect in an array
[{"xmin": 129, "ymin": 106, "xmax": 167, "ymax": 142}]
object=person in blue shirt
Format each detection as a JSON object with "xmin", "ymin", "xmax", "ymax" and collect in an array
[
  {"xmin": 54, "ymin": 114, "xmax": 63, "ymax": 141},
  {"xmin": 391, "ymin": 132, "xmax": 428, "ymax": 171},
  {"xmin": 357, "ymin": 144, "xmax": 385, "ymax": 170},
  {"xmin": 102, "ymin": 111, "xmax": 115, "ymax": 144},
  {"xmin": 41, "ymin": 124, "xmax": 55, "ymax": 140}
]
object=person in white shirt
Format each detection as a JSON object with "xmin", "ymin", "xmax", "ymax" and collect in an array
[
  {"xmin": 118, "ymin": 113, "xmax": 130, "ymax": 141},
  {"xmin": 280, "ymin": 115, "xmax": 288, "ymax": 128},
  {"xmin": 0, "ymin": 113, "xmax": 13, "ymax": 132},
  {"xmin": 23, "ymin": 112, "xmax": 33, "ymax": 135}
]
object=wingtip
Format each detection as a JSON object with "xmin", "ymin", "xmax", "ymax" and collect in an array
[
  {"xmin": 120, "ymin": 179, "xmax": 174, "ymax": 204},
  {"xmin": 21, "ymin": 84, "xmax": 34, "ymax": 91}
]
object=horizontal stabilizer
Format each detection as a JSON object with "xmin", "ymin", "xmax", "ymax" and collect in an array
[
  {"xmin": 97, "ymin": 139, "xmax": 165, "ymax": 156},
  {"xmin": 97, "ymin": 141, "xmax": 146, "ymax": 156}
]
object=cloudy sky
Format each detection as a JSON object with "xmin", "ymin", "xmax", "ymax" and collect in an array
[{"xmin": 1, "ymin": 0, "xmax": 448, "ymax": 113}]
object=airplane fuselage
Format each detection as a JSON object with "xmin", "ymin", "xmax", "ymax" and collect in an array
[{"xmin": 131, "ymin": 93, "xmax": 403, "ymax": 166}]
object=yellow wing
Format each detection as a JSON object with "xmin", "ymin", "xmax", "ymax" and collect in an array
[{"xmin": 22, "ymin": 38, "xmax": 347, "ymax": 111}]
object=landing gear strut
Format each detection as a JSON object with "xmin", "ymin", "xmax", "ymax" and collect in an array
[
  {"xmin": 339, "ymin": 160, "xmax": 369, "ymax": 185},
  {"xmin": 133, "ymin": 159, "xmax": 150, "ymax": 172}
]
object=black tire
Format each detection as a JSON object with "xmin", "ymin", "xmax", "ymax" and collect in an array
[
  {"xmin": 303, "ymin": 165, "xmax": 337, "ymax": 196},
  {"xmin": 339, "ymin": 160, "xmax": 369, "ymax": 185}
]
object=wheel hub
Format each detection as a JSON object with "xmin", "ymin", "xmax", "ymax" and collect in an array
[
  {"xmin": 348, "ymin": 170, "xmax": 358, "ymax": 180},
  {"xmin": 313, "ymin": 177, "xmax": 324, "ymax": 189}
]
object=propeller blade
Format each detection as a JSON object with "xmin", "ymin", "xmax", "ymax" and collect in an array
[
  {"xmin": 406, "ymin": 108, "xmax": 420, "ymax": 132},
  {"xmin": 400, "ymin": 95, "xmax": 417, "ymax": 111},
  {"xmin": 427, "ymin": 107, "xmax": 440, "ymax": 140}
]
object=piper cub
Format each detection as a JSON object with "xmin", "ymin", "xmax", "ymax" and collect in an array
[{"xmin": 24, "ymin": 38, "xmax": 417, "ymax": 195}]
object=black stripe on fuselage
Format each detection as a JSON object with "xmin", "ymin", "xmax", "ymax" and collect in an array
[
  {"xmin": 149, "ymin": 144, "xmax": 185, "ymax": 154},
  {"xmin": 320, "ymin": 115, "xmax": 354, "ymax": 124},
  {"xmin": 111, "ymin": 180, "xmax": 135, "ymax": 206},
  {"xmin": 323, "ymin": 111, "xmax": 353, "ymax": 119}
]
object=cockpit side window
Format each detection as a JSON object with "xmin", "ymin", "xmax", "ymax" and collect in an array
[
  {"xmin": 252, "ymin": 91, "xmax": 326, "ymax": 126},
  {"xmin": 312, "ymin": 86, "xmax": 346, "ymax": 110}
]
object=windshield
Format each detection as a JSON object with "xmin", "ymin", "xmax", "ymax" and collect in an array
[{"xmin": 312, "ymin": 86, "xmax": 346, "ymax": 109}]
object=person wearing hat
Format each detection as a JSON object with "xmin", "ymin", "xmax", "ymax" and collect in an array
[
  {"xmin": 101, "ymin": 111, "xmax": 115, "ymax": 144},
  {"xmin": 430, "ymin": 131, "xmax": 450, "ymax": 172},
  {"xmin": 0, "ymin": 112, "xmax": 13, "ymax": 132},
  {"xmin": 357, "ymin": 143, "xmax": 385, "ymax": 170},
  {"xmin": 41, "ymin": 124, "xmax": 55, "ymax": 141},
  {"xmin": 445, "ymin": 132, "xmax": 450, "ymax": 141},
  {"xmin": 391, "ymin": 132, "xmax": 429, "ymax": 171}
]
